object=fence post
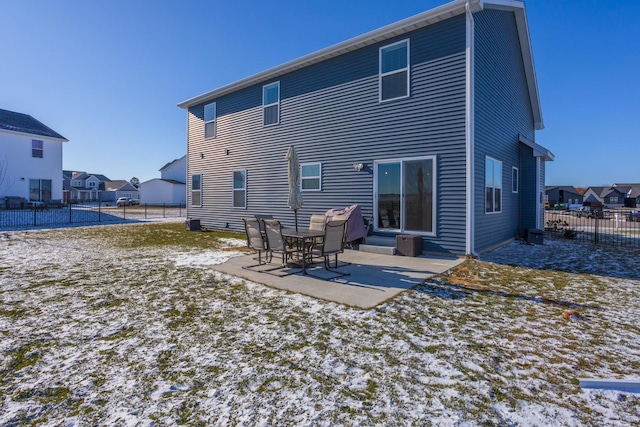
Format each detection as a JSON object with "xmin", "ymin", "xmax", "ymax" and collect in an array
[
  {"xmin": 144, "ymin": 203, "xmax": 147, "ymax": 219},
  {"xmin": 99, "ymin": 202, "xmax": 101, "ymax": 222},
  {"xmin": 594, "ymin": 216, "xmax": 599, "ymax": 245},
  {"xmin": 163, "ymin": 203, "xmax": 166, "ymax": 218},
  {"xmin": 33, "ymin": 205, "xmax": 37, "ymax": 227}
]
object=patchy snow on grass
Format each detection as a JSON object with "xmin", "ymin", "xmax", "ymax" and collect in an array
[{"xmin": 0, "ymin": 225, "xmax": 638, "ymax": 426}]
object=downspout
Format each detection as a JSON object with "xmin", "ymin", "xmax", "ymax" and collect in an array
[{"xmin": 465, "ymin": 0, "xmax": 481, "ymax": 256}]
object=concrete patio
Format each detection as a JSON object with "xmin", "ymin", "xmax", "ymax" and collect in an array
[{"xmin": 212, "ymin": 249, "xmax": 464, "ymax": 308}]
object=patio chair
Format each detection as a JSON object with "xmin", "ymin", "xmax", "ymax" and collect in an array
[
  {"xmin": 255, "ymin": 214, "xmax": 274, "ymax": 234},
  {"xmin": 242, "ymin": 218, "xmax": 270, "ymax": 270},
  {"xmin": 308, "ymin": 219, "xmax": 350, "ymax": 279},
  {"xmin": 262, "ymin": 218, "xmax": 300, "ymax": 276}
]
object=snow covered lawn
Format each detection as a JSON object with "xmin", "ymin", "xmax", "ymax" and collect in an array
[{"xmin": 1, "ymin": 223, "xmax": 638, "ymax": 425}]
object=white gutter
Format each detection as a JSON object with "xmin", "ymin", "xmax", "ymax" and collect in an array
[{"xmin": 465, "ymin": 0, "xmax": 482, "ymax": 256}]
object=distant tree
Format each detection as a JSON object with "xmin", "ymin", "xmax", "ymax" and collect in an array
[{"xmin": 130, "ymin": 177, "xmax": 140, "ymax": 188}]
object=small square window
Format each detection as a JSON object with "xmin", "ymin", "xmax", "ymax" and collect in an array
[{"xmin": 301, "ymin": 163, "xmax": 321, "ymax": 191}]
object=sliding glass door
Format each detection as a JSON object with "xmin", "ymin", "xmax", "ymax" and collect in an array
[{"xmin": 375, "ymin": 157, "xmax": 435, "ymax": 235}]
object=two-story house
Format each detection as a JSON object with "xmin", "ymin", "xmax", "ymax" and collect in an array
[
  {"xmin": 1, "ymin": 108, "xmax": 68, "ymax": 204},
  {"xmin": 545, "ymin": 186, "xmax": 583, "ymax": 207},
  {"xmin": 139, "ymin": 155, "xmax": 186, "ymax": 205},
  {"xmin": 178, "ymin": 0, "xmax": 553, "ymax": 255},
  {"xmin": 64, "ymin": 171, "xmax": 111, "ymax": 203}
]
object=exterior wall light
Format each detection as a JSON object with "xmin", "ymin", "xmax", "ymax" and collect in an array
[{"xmin": 353, "ymin": 163, "xmax": 364, "ymax": 171}]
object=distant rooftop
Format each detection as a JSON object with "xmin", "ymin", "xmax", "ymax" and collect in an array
[{"xmin": 0, "ymin": 108, "xmax": 68, "ymax": 141}]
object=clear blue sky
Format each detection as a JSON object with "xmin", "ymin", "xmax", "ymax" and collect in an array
[{"xmin": 1, "ymin": 0, "xmax": 638, "ymax": 186}]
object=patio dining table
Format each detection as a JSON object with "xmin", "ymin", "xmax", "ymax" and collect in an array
[{"xmin": 281, "ymin": 228, "xmax": 325, "ymax": 275}]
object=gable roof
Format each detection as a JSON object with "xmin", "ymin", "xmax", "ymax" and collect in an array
[
  {"xmin": 105, "ymin": 180, "xmax": 137, "ymax": 192},
  {"xmin": 159, "ymin": 155, "xmax": 186, "ymax": 172},
  {"xmin": 0, "ymin": 108, "xmax": 68, "ymax": 141},
  {"xmin": 177, "ymin": 0, "xmax": 542, "ymax": 130},
  {"xmin": 613, "ymin": 183, "xmax": 640, "ymax": 198},
  {"xmin": 545, "ymin": 186, "xmax": 581, "ymax": 194},
  {"xmin": 68, "ymin": 171, "xmax": 111, "ymax": 182}
]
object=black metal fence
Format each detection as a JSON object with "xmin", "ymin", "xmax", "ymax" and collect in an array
[
  {"xmin": 545, "ymin": 209, "xmax": 640, "ymax": 247},
  {"xmin": 0, "ymin": 202, "xmax": 186, "ymax": 229}
]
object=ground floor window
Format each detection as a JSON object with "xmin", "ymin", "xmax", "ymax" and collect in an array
[
  {"xmin": 29, "ymin": 179, "xmax": 52, "ymax": 201},
  {"xmin": 485, "ymin": 156, "xmax": 502, "ymax": 213},
  {"xmin": 301, "ymin": 162, "xmax": 321, "ymax": 191},
  {"xmin": 232, "ymin": 169, "xmax": 246, "ymax": 208},
  {"xmin": 191, "ymin": 174, "xmax": 202, "ymax": 207}
]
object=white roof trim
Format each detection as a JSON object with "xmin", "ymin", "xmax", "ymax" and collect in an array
[
  {"xmin": 178, "ymin": 0, "xmax": 543, "ymax": 131},
  {"xmin": 519, "ymin": 134, "xmax": 554, "ymax": 161},
  {"xmin": 0, "ymin": 127, "xmax": 68, "ymax": 143}
]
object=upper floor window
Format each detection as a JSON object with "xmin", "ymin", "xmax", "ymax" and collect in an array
[
  {"xmin": 263, "ymin": 82, "xmax": 280, "ymax": 126},
  {"xmin": 232, "ymin": 169, "xmax": 247, "ymax": 208},
  {"xmin": 301, "ymin": 162, "xmax": 321, "ymax": 191},
  {"xmin": 379, "ymin": 39, "xmax": 410, "ymax": 102},
  {"xmin": 88, "ymin": 181, "xmax": 96, "ymax": 188},
  {"xmin": 204, "ymin": 102, "xmax": 216, "ymax": 138},
  {"xmin": 512, "ymin": 167, "xmax": 519, "ymax": 193},
  {"xmin": 191, "ymin": 174, "xmax": 202, "ymax": 207},
  {"xmin": 485, "ymin": 157, "xmax": 502, "ymax": 213},
  {"xmin": 32, "ymin": 140, "xmax": 43, "ymax": 158}
]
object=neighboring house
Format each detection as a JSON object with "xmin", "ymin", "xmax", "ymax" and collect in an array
[
  {"xmin": 0, "ymin": 108, "xmax": 68, "ymax": 204},
  {"xmin": 103, "ymin": 180, "xmax": 139, "ymax": 202},
  {"xmin": 612, "ymin": 183, "xmax": 640, "ymax": 207},
  {"xmin": 63, "ymin": 171, "xmax": 111, "ymax": 203},
  {"xmin": 139, "ymin": 155, "xmax": 186, "ymax": 205},
  {"xmin": 178, "ymin": 0, "xmax": 553, "ymax": 255},
  {"xmin": 545, "ymin": 186, "xmax": 583, "ymax": 206},
  {"xmin": 582, "ymin": 186, "xmax": 628, "ymax": 207}
]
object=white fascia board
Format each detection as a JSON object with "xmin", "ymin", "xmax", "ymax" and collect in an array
[
  {"xmin": 519, "ymin": 134, "xmax": 555, "ymax": 161},
  {"xmin": 178, "ymin": 0, "xmax": 479, "ymax": 109},
  {"xmin": 0, "ymin": 128, "xmax": 68, "ymax": 143}
]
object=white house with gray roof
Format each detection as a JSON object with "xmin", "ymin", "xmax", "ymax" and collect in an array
[
  {"xmin": 139, "ymin": 155, "xmax": 186, "ymax": 205},
  {"xmin": 0, "ymin": 108, "xmax": 68, "ymax": 205}
]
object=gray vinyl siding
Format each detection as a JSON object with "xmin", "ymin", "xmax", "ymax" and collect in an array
[
  {"xmin": 187, "ymin": 14, "xmax": 468, "ymax": 254},
  {"xmin": 473, "ymin": 9, "xmax": 536, "ymax": 252}
]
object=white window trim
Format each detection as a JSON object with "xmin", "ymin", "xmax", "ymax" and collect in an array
[
  {"xmin": 191, "ymin": 174, "xmax": 202, "ymax": 207},
  {"xmin": 262, "ymin": 81, "xmax": 280, "ymax": 126},
  {"xmin": 204, "ymin": 102, "xmax": 216, "ymax": 139},
  {"xmin": 300, "ymin": 162, "xmax": 322, "ymax": 192},
  {"xmin": 485, "ymin": 156, "xmax": 502, "ymax": 214},
  {"xmin": 232, "ymin": 169, "xmax": 247, "ymax": 209},
  {"xmin": 512, "ymin": 166, "xmax": 519, "ymax": 193},
  {"xmin": 379, "ymin": 39, "xmax": 410, "ymax": 103}
]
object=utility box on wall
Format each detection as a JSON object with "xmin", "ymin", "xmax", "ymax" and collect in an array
[
  {"xmin": 396, "ymin": 234, "xmax": 423, "ymax": 256},
  {"xmin": 527, "ymin": 229, "xmax": 544, "ymax": 245}
]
